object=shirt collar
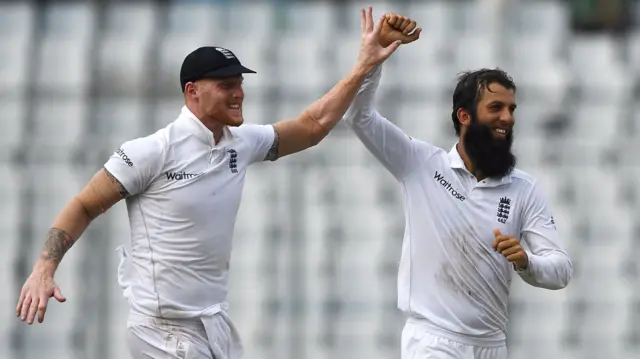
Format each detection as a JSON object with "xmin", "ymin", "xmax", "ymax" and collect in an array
[
  {"xmin": 177, "ymin": 106, "xmax": 234, "ymax": 149},
  {"xmin": 448, "ymin": 143, "xmax": 512, "ymax": 186}
]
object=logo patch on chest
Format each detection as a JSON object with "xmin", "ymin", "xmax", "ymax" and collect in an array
[
  {"xmin": 496, "ymin": 197, "xmax": 511, "ymax": 223},
  {"xmin": 227, "ymin": 149, "xmax": 238, "ymax": 173}
]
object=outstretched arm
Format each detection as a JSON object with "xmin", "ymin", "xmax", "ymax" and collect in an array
[
  {"xmin": 17, "ymin": 134, "xmax": 163, "ymax": 325},
  {"xmin": 16, "ymin": 168, "xmax": 126, "ymax": 324},
  {"xmin": 269, "ymin": 7, "xmax": 403, "ymax": 160}
]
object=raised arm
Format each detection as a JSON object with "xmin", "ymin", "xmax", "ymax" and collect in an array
[
  {"xmin": 343, "ymin": 14, "xmax": 425, "ymax": 180},
  {"xmin": 269, "ymin": 7, "xmax": 403, "ymax": 160},
  {"xmin": 516, "ymin": 182, "xmax": 573, "ymax": 290},
  {"xmin": 17, "ymin": 135, "xmax": 163, "ymax": 325}
]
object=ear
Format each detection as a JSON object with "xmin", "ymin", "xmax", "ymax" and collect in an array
[
  {"xmin": 184, "ymin": 82, "xmax": 198, "ymax": 96},
  {"xmin": 456, "ymin": 108, "xmax": 472, "ymax": 128}
]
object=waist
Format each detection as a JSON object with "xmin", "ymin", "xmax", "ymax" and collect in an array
[
  {"xmin": 406, "ymin": 316, "xmax": 506, "ymax": 347},
  {"xmin": 130, "ymin": 300, "xmax": 227, "ymax": 320},
  {"xmin": 128, "ymin": 278, "xmax": 229, "ymax": 318}
]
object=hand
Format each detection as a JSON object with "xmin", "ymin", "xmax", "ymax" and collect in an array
[
  {"xmin": 355, "ymin": 7, "xmax": 403, "ymax": 74},
  {"xmin": 379, "ymin": 13, "xmax": 422, "ymax": 48},
  {"xmin": 16, "ymin": 263, "xmax": 66, "ymax": 324},
  {"xmin": 493, "ymin": 229, "xmax": 529, "ymax": 270}
]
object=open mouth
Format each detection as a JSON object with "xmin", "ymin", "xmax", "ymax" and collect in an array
[
  {"xmin": 228, "ymin": 104, "xmax": 241, "ymax": 110},
  {"xmin": 494, "ymin": 128, "xmax": 508, "ymax": 136}
]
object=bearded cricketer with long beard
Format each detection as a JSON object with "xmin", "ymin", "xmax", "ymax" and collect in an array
[{"xmin": 344, "ymin": 13, "xmax": 573, "ymax": 359}]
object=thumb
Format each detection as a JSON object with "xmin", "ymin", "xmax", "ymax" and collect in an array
[
  {"xmin": 383, "ymin": 40, "xmax": 402, "ymax": 57},
  {"xmin": 493, "ymin": 228, "xmax": 502, "ymax": 238},
  {"xmin": 407, "ymin": 28, "xmax": 422, "ymax": 43},
  {"xmin": 53, "ymin": 286, "xmax": 66, "ymax": 303}
]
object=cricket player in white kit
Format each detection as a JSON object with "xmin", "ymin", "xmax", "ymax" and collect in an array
[
  {"xmin": 15, "ymin": 8, "xmax": 419, "ymax": 359},
  {"xmin": 344, "ymin": 14, "xmax": 573, "ymax": 359}
]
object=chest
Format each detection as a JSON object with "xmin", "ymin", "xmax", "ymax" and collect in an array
[
  {"xmin": 146, "ymin": 143, "xmax": 248, "ymax": 216},
  {"xmin": 424, "ymin": 168, "xmax": 524, "ymax": 242}
]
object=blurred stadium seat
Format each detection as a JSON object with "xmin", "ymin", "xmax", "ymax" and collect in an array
[{"xmin": 2, "ymin": 1, "xmax": 638, "ymax": 359}]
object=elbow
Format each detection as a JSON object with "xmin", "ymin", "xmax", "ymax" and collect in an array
[
  {"xmin": 74, "ymin": 195, "xmax": 102, "ymax": 222},
  {"xmin": 559, "ymin": 256, "xmax": 574, "ymax": 289},
  {"xmin": 308, "ymin": 127, "xmax": 326, "ymax": 147},
  {"xmin": 550, "ymin": 256, "xmax": 573, "ymax": 290},
  {"xmin": 302, "ymin": 114, "xmax": 330, "ymax": 147},
  {"xmin": 344, "ymin": 108, "xmax": 373, "ymax": 128}
]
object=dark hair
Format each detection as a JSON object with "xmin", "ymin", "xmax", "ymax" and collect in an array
[{"xmin": 451, "ymin": 68, "xmax": 516, "ymax": 136}]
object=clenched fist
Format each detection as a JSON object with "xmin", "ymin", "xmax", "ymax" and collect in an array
[
  {"xmin": 379, "ymin": 13, "xmax": 422, "ymax": 48},
  {"xmin": 493, "ymin": 229, "xmax": 529, "ymax": 270}
]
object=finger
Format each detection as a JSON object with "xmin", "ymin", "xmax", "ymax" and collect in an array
[
  {"xmin": 500, "ymin": 246, "xmax": 521, "ymax": 257},
  {"xmin": 373, "ymin": 14, "xmax": 387, "ymax": 38},
  {"xmin": 27, "ymin": 297, "xmax": 39, "ymax": 325},
  {"xmin": 53, "ymin": 286, "xmax": 67, "ymax": 302},
  {"xmin": 366, "ymin": 6, "xmax": 374, "ymax": 33},
  {"xmin": 493, "ymin": 228, "xmax": 502, "ymax": 238},
  {"xmin": 399, "ymin": 17, "xmax": 412, "ymax": 31},
  {"xmin": 16, "ymin": 289, "xmax": 26, "ymax": 317},
  {"xmin": 403, "ymin": 21, "xmax": 417, "ymax": 35},
  {"xmin": 387, "ymin": 14, "xmax": 399, "ymax": 27},
  {"xmin": 20, "ymin": 295, "xmax": 32, "ymax": 321},
  {"xmin": 361, "ymin": 9, "xmax": 366, "ymax": 34},
  {"xmin": 37, "ymin": 295, "xmax": 48, "ymax": 323},
  {"xmin": 493, "ymin": 234, "xmax": 510, "ymax": 250},
  {"xmin": 497, "ymin": 239, "xmax": 518, "ymax": 252},
  {"xmin": 507, "ymin": 252, "xmax": 525, "ymax": 263}
]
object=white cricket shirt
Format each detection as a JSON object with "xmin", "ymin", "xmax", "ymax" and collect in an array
[
  {"xmin": 344, "ymin": 65, "xmax": 573, "ymax": 346},
  {"xmin": 104, "ymin": 106, "xmax": 276, "ymax": 318}
]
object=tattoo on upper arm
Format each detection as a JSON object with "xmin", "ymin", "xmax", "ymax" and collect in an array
[
  {"xmin": 264, "ymin": 128, "xmax": 280, "ymax": 161},
  {"xmin": 103, "ymin": 167, "xmax": 130, "ymax": 199},
  {"xmin": 41, "ymin": 228, "xmax": 75, "ymax": 264}
]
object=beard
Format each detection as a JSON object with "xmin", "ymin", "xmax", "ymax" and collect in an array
[{"xmin": 463, "ymin": 115, "xmax": 516, "ymax": 179}]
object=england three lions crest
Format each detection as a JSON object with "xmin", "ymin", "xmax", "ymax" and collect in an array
[{"xmin": 497, "ymin": 197, "xmax": 511, "ymax": 224}]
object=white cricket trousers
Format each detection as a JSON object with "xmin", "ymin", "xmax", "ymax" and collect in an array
[
  {"xmin": 402, "ymin": 318, "xmax": 508, "ymax": 359},
  {"xmin": 126, "ymin": 310, "xmax": 243, "ymax": 359}
]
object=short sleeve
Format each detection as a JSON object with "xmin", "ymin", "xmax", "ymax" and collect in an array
[
  {"xmin": 236, "ymin": 124, "xmax": 276, "ymax": 164},
  {"xmin": 103, "ymin": 135, "xmax": 165, "ymax": 196}
]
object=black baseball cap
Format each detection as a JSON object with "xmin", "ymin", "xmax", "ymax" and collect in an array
[{"xmin": 179, "ymin": 46, "xmax": 256, "ymax": 92}]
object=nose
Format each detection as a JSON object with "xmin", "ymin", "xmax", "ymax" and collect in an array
[
  {"xmin": 499, "ymin": 108, "xmax": 514, "ymax": 127},
  {"xmin": 232, "ymin": 85, "xmax": 244, "ymax": 100}
]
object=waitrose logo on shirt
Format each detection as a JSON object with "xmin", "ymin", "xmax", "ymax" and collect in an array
[{"xmin": 434, "ymin": 171, "xmax": 466, "ymax": 201}]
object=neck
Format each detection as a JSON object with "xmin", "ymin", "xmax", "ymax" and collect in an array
[
  {"xmin": 201, "ymin": 117, "xmax": 224, "ymax": 144},
  {"xmin": 456, "ymin": 142, "xmax": 486, "ymax": 181},
  {"xmin": 186, "ymin": 103, "xmax": 225, "ymax": 144}
]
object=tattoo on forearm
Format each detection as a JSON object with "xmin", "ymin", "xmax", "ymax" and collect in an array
[
  {"xmin": 103, "ymin": 167, "xmax": 130, "ymax": 198},
  {"xmin": 264, "ymin": 129, "xmax": 280, "ymax": 161},
  {"xmin": 41, "ymin": 228, "xmax": 75, "ymax": 263}
]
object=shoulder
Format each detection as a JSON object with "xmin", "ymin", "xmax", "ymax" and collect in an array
[
  {"xmin": 509, "ymin": 169, "xmax": 548, "ymax": 205},
  {"xmin": 229, "ymin": 124, "xmax": 274, "ymax": 139},
  {"xmin": 509, "ymin": 168, "xmax": 537, "ymax": 189},
  {"xmin": 229, "ymin": 124, "xmax": 276, "ymax": 152},
  {"xmin": 120, "ymin": 128, "xmax": 167, "ymax": 156}
]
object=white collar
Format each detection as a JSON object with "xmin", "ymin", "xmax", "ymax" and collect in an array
[
  {"xmin": 447, "ymin": 143, "xmax": 512, "ymax": 187},
  {"xmin": 178, "ymin": 106, "xmax": 234, "ymax": 149}
]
